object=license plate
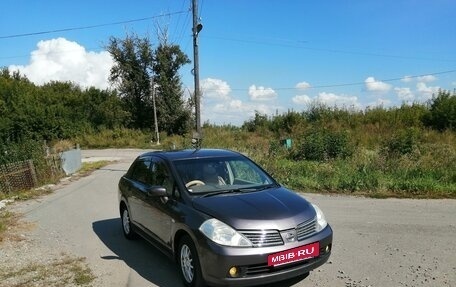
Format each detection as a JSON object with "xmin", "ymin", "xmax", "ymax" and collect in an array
[{"xmin": 267, "ymin": 242, "xmax": 320, "ymax": 266}]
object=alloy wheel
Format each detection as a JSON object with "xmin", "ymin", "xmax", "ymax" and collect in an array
[
  {"xmin": 180, "ymin": 244, "xmax": 194, "ymax": 283},
  {"xmin": 122, "ymin": 209, "xmax": 131, "ymax": 235}
]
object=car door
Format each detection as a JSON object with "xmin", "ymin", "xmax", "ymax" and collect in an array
[
  {"xmin": 124, "ymin": 157, "xmax": 153, "ymax": 230},
  {"xmin": 141, "ymin": 157, "xmax": 180, "ymax": 247}
]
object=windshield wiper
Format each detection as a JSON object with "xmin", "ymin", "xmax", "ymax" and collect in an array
[
  {"xmin": 201, "ymin": 189, "xmax": 243, "ymax": 198},
  {"xmin": 252, "ymin": 184, "xmax": 277, "ymax": 191},
  {"xmin": 201, "ymin": 184, "xmax": 276, "ymax": 198}
]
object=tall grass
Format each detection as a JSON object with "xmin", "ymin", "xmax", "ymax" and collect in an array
[
  {"xmin": 74, "ymin": 128, "xmax": 152, "ymax": 148},
  {"xmin": 71, "ymin": 123, "xmax": 455, "ymax": 198},
  {"xmin": 249, "ymin": 133, "xmax": 456, "ymax": 198}
]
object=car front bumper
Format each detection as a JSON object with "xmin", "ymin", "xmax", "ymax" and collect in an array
[{"xmin": 196, "ymin": 225, "xmax": 333, "ymax": 287}]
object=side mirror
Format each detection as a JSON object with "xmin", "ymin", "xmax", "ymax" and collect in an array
[{"xmin": 146, "ymin": 186, "xmax": 167, "ymax": 197}]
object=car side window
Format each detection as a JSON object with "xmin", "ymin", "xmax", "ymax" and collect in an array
[
  {"xmin": 151, "ymin": 159, "xmax": 179, "ymax": 199},
  {"xmin": 130, "ymin": 159, "xmax": 153, "ymax": 184}
]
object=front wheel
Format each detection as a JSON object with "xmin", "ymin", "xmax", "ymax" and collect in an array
[
  {"xmin": 178, "ymin": 236, "xmax": 204, "ymax": 287},
  {"xmin": 121, "ymin": 205, "xmax": 137, "ymax": 240}
]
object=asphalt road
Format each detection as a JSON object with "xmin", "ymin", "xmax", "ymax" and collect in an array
[{"xmin": 14, "ymin": 149, "xmax": 456, "ymax": 287}]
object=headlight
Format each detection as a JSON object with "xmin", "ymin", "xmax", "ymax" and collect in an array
[
  {"xmin": 199, "ymin": 218, "xmax": 252, "ymax": 247},
  {"xmin": 311, "ymin": 203, "xmax": 328, "ymax": 232}
]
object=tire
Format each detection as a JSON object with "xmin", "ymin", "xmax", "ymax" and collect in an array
[
  {"xmin": 178, "ymin": 235, "xmax": 205, "ymax": 287},
  {"xmin": 121, "ymin": 205, "xmax": 137, "ymax": 240}
]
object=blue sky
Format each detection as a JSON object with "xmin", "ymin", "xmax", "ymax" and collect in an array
[{"xmin": 1, "ymin": 0, "xmax": 455, "ymax": 125}]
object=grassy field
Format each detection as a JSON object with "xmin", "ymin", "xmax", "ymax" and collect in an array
[
  {"xmin": 70, "ymin": 124, "xmax": 456, "ymax": 199},
  {"xmin": 2, "ymin": 103, "xmax": 455, "ymax": 200}
]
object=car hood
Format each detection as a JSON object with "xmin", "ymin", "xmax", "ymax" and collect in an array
[{"xmin": 192, "ymin": 187, "xmax": 316, "ymax": 230}]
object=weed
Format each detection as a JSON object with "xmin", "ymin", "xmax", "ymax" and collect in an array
[
  {"xmin": 0, "ymin": 210, "xmax": 34, "ymax": 243},
  {"xmin": 0, "ymin": 254, "xmax": 95, "ymax": 287},
  {"xmin": 78, "ymin": 161, "xmax": 111, "ymax": 176}
]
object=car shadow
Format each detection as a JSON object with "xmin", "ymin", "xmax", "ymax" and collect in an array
[
  {"xmin": 92, "ymin": 218, "xmax": 183, "ymax": 287},
  {"xmin": 93, "ymin": 218, "xmax": 309, "ymax": 287}
]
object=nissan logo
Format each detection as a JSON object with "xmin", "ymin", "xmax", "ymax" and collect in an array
[{"xmin": 282, "ymin": 230, "xmax": 296, "ymax": 242}]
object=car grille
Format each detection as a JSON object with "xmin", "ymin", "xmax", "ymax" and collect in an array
[
  {"xmin": 296, "ymin": 217, "xmax": 317, "ymax": 240},
  {"xmin": 239, "ymin": 217, "xmax": 318, "ymax": 247},
  {"xmin": 240, "ymin": 230, "xmax": 283, "ymax": 247}
]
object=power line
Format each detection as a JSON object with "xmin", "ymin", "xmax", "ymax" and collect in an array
[
  {"xmin": 171, "ymin": 0, "xmax": 191, "ymax": 45},
  {"xmin": 0, "ymin": 46, "xmax": 106, "ymax": 61},
  {"xmin": 293, "ymin": 69, "xmax": 456, "ymax": 90},
  {"xmin": 199, "ymin": 0, "xmax": 205, "ymax": 18},
  {"xmin": 2, "ymin": 28, "xmax": 451, "ymax": 64},
  {"xmin": 202, "ymin": 35, "xmax": 456, "ymax": 63},
  {"xmin": 173, "ymin": 1, "xmax": 192, "ymax": 47},
  {"xmin": 0, "ymin": 11, "xmax": 188, "ymax": 39},
  {"xmin": 203, "ymin": 69, "xmax": 456, "ymax": 92}
]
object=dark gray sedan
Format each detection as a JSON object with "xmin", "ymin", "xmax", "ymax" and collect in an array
[{"xmin": 118, "ymin": 149, "xmax": 332, "ymax": 287}]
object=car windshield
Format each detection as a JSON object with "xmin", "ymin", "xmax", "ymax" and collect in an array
[{"xmin": 173, "ymin": 156, "xmax": 276, "ymax": 194}]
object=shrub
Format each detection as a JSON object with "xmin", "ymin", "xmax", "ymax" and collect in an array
[
  {"xmin": 294, "ymin": 130, "xmax": 326, "ymax": 161},
  {"xmin": 382, "ymin": 128, "xmax": 421, "ymax": 156},
  {"xmin": 423, "ymin": 90, "xmax": 456, "ymax": 131},
  {"xmin": 0, "ymin": 139, "xmax": 44, "ymax": 166},
  {"xmin": 293, "ymin": 129, "xmax": 353, "ymax": 161}
]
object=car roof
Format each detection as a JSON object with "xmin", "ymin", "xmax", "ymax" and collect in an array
[{"xmin": 139, "ymin": 148, "xmax": 243, "ymax": 161}]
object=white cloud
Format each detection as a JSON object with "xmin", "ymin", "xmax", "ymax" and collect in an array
[
  {"xmin": 292, "ymin": 95, "xmax": 312, "ymax": 105},
  {"xmin": 401, "ymin": 75, "xmax": 413, "ymax": 83},
  {"xmin": 401, "ymin": 74, "xmax": 437, "ymax": 84},
  {"xmin": 212, "ymin": 99, "xmax": 245, "ymax": 111},
  {"xmin": 201, "ymin": 78, "xmax": 231, "ymax": 100},
  {"xmin": 417, "ymin": 75, "xmax": 436, "ymax": 82},
  {"xmin": 9, "ymin": 37, "xmax": 113, "ymax": 89},
  {"xmin": 203, "ymin": 102, "xmax": 235, "ymax": 124},
  {"xmin": 248, "ymin": 85, "xmax": 277, "ymax": 101},
  {"xmin": 416, "ymin": 82, "xmax": 440, "ymax": 100},
  {"xmin": 198, "ymin": 80, "xmax": 280, "ymax": 125},
  {"xmin": 203, "ymin": 98, "xmax": 276, "ymax": 125},
  {"xmin": 365, "ymin": 77, "xmax": 392, "ymax": 93},
  {"xmin": 316, "ymin": 92, "xmax": 361, "ymax": 108},
  {"xmin": 229, "ymin": 99, "xmax": 242, "ymax": 109},
  {"xmin": 367, "ymin": 98, "xmax": 392, "ymax": 108},
  {"xmin": 292, "ymin": 92, "xmax": 360, "ymax": 109},
  {"xmin": 295, "ymin": 81, "xmax": 311, "ymax": 90},
  {"xmin": 394, "ymin": 87, "xmax": 415, "ymax": 102}
]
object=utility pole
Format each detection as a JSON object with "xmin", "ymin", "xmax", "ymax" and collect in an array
[
  {"xmin": 192, "ymin": 0, "xmax": 203, "ymax": 147},
  {"xmin": 151, "ymin": 79, "xmax": 160, "ymax": 145}
]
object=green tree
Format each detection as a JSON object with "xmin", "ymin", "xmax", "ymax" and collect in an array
[
  {"xmin": 242, "ymin": 111, "xmax": 269, "ymax": 132},
  {"xmin": 1, "ymin": 68, "xmax": 128, "ymax": 142},
  {"xmin": 0, "ymin": 69, "xmax": 38, "ymax": 141},
  {"xmin": 81, "ymin": 87, "xmax": 129, "ymax": 130},
  {"xmin": 107, "ymin": 33, "xmax": 154, "ymax": 130},
  {"xmin": 107, "ymin": 33, "xmax": 191, "ymax": 135},
  {"xmin": 423, "ymin": 90, "xmax": 456, "ymax": 131},
  {"xmin": 152, "ymin": 42, "xmax": 192, "ymax": 135},
  {"xmin": 270, "ymin": 110, "xmax": 307, "ymax": 135}
]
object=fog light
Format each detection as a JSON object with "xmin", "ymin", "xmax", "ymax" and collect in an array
[
  {"xmin": 325, "ymin": 246, "xmax": 329, "ymax": 252},
  {"xmin": 229, "ymin": 266, "xmax": 239, "ymax": 277}
]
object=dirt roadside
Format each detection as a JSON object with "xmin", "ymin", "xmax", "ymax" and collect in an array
[{"xmin": 0, "ymin": 149, "xmax": 154, "ymax": 287}]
